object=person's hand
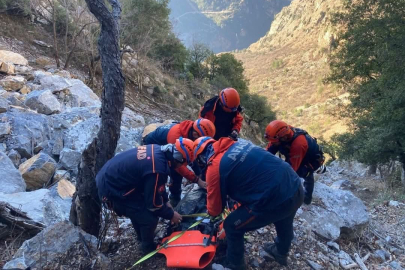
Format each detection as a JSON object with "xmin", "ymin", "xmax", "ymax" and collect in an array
[
  {"xmin": 230, "ymin": 130, "xmax": 238, "ymax": 140},
  {"xmin": 197, "ymin": 178, "xmax": 207, "ymax": 189},
  {"xmin": 171, "ymin": 211, "xmax": 182, "ymax": 225}
]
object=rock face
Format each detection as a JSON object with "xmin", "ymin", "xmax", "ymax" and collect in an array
[
  {"xmin": 299, "ymin": 182, "xmax": 369, "ymax": 240},
  {"xmin": 19, "ymin": 152, "xmax": 57, "ymax": 190},
  {"xmin": 0, "ymin": 152, "xmax": 26, "ymax": 194},
  {"xmin": 0, "ymin": 187, "xmax": 71, "ymax": 226},
  {"xmin": 3, "ymin": 221, "xmax": 111, "ymax": 269},
  {"xmin": 25, "ymin": 90, "xmax": 61, "ymax": 115},
  {"xmin": 0, "ymin": 50, "xmax": 29, "ymax": 66},
  {"xmin": 0, "ymin": 76, "xmax": 26, "ymax": 91}
]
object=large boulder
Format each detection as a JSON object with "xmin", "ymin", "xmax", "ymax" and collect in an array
[
  {"xmin": 0, "ymin": 76, "xmax": 26, "ymax": 91},
  {"xmin": 4, "ymin": 107, "xmax": 53, "ymax": 158},
  {"xmin": 19, "ymin": 152, "xmax": 57, "ymax": 190},
  {"xmin": 3, "ymin": 221, "xmax": 111, "ymax": 270},
  {"xmin": 0, "ymin": 50, "xmax": 28, "ymax": 66},
  {"xmin": 25, "ymin": 90, "xmax": 61, "ymax": 115},
  {"xmin": 0, "ymin": 152, "xmax": 26, "ymax": 193},
  {"xmin": 299, "ymin": 182, "xmax": 369, "ymax": 240},
  {"xmin": 116, "ymin": 107, "xmax": 146, "ymax": 153},
  {"xmin": 0, "ymin": 187, "xmax": 71, "ymax": 226},
  {"xmin": 33, "ymin": 71, "xmax": 101, "ymax": 109}
]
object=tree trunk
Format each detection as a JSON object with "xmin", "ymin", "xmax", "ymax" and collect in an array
[
  {"xmin": 51, "ymin": 0, "xmax": 60, "ymax": 68},
  {"xmin": 69, "ymin": 0, "xmax": 125, "ymax": 237}
]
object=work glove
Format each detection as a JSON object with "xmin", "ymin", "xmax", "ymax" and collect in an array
[{"xmin": 229, "ymin": 130, "xmax": 238, "ymax": 140}]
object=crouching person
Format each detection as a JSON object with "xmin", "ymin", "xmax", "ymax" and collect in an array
[
  {"xmin": 96, "ymin": 138, "xmax": 195, "ymax": 254},
  {"xmin": 193, "ymin": 137, "xmax": 304, "ymax": 269}
]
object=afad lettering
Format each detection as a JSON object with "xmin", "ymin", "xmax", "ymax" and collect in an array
[
  {"xmin": 137, "ymin": 146, "xmax": 147, "ymax": 160},
  {"xmin": 227, "ymin": 140, "xmax": 250, "ymax": 161}
]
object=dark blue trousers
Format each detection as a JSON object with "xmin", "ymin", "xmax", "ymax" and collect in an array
[{"xmin": 223, "ymin": 184, "xmax": 304, "ymax": 265}]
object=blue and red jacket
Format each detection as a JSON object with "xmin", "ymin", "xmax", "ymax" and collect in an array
[
  {"xmin": 96, "ymin": 145, "xmax": 174, "ymax": 220},
  {"xmin": 199, "ymin": 96, "xmax": 243, "ymax": 140},
  {"xmin": 143, "ymin": 120, "xmax": 199, "ymax": 183},
  {"xmin": 267, "ymin": 128, "xmax": 321, "ymax": 177},
  {"xmin": 205, "ymin": 138, "xmax": 301, "ymax": 217}
]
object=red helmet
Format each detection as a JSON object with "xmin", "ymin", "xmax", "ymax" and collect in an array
[
  {"xmin": 193, "ymin": 136, "xmax": 216, "ymax": 158},
  {"xmin": 193, "ymin": 118, "xmax": 216, "ymax": 137},
  {"xmin": 264, "ymin": 120, "xmax": 293, "ymax": 143},
  {"xmin": 219, "ymin": 88, "xmax": 240, "ymax": 112},
  {"xmin": 175, "ymin": 137, "xmax": 195, "ymax": 164}
]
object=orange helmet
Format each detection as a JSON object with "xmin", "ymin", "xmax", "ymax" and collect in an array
[
  {"xmin": 264, "ymin": 120, "xmax": 293, "ymax": 143},
  {"xmin": 219, "ymin": 88, "xmax": 240, "ymax": 112},
  {"xmin": 193, "ymin": 136, "xmax": 216, "ymax": 158},
  {"xmin": 193, "ymin": 118, "xmax": 216, "ymax": 137},
  {"xmin": 174, "ymin": 137, "xmax": 195, "ymax": 164}
]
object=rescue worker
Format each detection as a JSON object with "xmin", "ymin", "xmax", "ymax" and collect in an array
[
  {"xmin": 264, "ymin": 120, "xmax": 325, "ymax": 205},
  {"xmin": 143, "ymin": 119, "xmax": 215, "ymax": 205},
  {"xmin": 96, "ymin": 138, "xmax": 195, "ymax": 254},
  {"xmin": 193, "ymin": 137, "xmax": 304, "ymax": 269},
  {"xmin": 199, "ymin": 87, "xmax": 243, "ymax": 140}
]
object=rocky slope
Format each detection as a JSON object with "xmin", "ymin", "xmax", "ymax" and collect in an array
[
  {"xmin": 1, "ymin": 49, "xmax": 404, "ymax": 270},
  {"xmin": 169, "ymin": 0, "xmax": 291, "ymax": 52},
  {"xmin": 234, "ymin": 0, "xmax": 346, "ymax": 139}
]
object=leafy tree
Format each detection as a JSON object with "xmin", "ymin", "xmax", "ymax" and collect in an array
[
  {"xmin": 121, "ymin": 0, "xmax": 171, "ymax": 55},
  {"xmin": 0, "ymin": 0, "xmax": 31, "ymax": 15},
  {"xmin": 328, "ymin": 0, "xmax": 405, "ymax": 170},
  {"xmin": 150, "ymin": 33, "xmax": 189, "ymax": 72},
  {"xmin": 208, "ymin": 53, "xmax": 248, "ymax": 95},
  {"xmin": 187, "ymin": 42, "xmax": 212, "ymax": 79},
  {"xmin": 242, "ymin": 93, "xmax": 276, "ymax": 128}
]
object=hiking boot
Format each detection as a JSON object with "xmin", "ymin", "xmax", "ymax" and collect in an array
[
  {"xmin": 263, "ymin": 243, "xmax": 288, "ymax": 266},
  {"xmin": 141, "ymin": 241, "xmax": 157, "ymax": 255}
]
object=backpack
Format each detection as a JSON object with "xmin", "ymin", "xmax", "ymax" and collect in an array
[{"xmin": 291, "ymin": 128, "xmax": 325, "ymax": 172}]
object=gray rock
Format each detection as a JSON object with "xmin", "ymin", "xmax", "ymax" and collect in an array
[
  {"xmin": 33, "ymin": 72, "xmax": 100, "ymax": 108},
  {"xmin": 306, "ymin": 259, "xmax": 324, "ymax": 270},
  {"xmin": 4, "ymin": 108, "xmax": 53, "ymax": 157},
  {"xmin": 250, "ymin": 257, "xmax": 265, "ymax": 268},
  {"xmin": 317, "ymin": 242, "xmax": 329, "ymax": 254},
  {"xmin": 3, "ymin": 221, "xmax": 111, "ymax": 269},
  {"xmin": 52, "ymin": 137, "xmax": 63, "ymax": 155},
  {"xmin": 0, "ymin": 187, "xmax": 71, "ymax": 226},
  {"xmin": 25, "ymin": 90, "xmax": 61, "ymax": 115},
  {"xmin": 59, "ymin": 148, "xmax": 81, "ymax": 174},
  {"xmin": 0, "ymin": 121, "xmax": 11, "ymax": 138},
  {"xmin": 389, "ymin": 261, "xmax": 402, "ymax": 269},
  {"xmin": 327, "ymin": 241, "xmax": 340, "ymax": 251},
  {"xmin": 7, "ymin": 149, "xmax": 21, "ymax": 168},
  {"xmin": 299, "ymin": 182, "xmax": 369, "ymax": 240},
  {"xmin": 33, "ymin": 140, "xmax": 54, "ymax": 155},
  {"xmin": 19, "ymin": 152, "xmax": 57, "ymax": 190},
  {"xmin": 0, "ymin": 152, "xmax": 26, "ymax": 193},
  {"xmin": 374, "ymin": 249, "xmax": 390, "ymax": 262},
  {"xmin": 388, "ymin": 200, "xmax": 400, "ymax": 207},
  {"xmin": 259, "ymin": 249, "xmax": 273, "ymax": 261},
  {"xmin": 338, "ymin": 250, "xmax": 355, "ymax": 267},
  {"xmin": 0, "ymin": 96, "xmax": 8, "ymax": 112},
  {"xmin": 330, "ymin": 179, "xmax": 352, "ymax": 190},
  {"xmin": 52, "ymin": 107, "xmax": 100, "ymax": 152},
  {"xmin": 9, "ymin": 135, "xmax": 32, "ymax": 158},
  {"xmin": 0, "ymin": 142, "xmax": 6, "ymax": 152}
]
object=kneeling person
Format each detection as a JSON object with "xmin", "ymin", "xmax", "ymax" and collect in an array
[
  {"xmin": 194, "ymin": 137, "xmax": 304, "ymax": 269},
  {"xmin": 96, "ymin": 138, "xmax": 195, "ymax": 254},
  {"xmin": 143, "ymin": 119, "xmax": 215, "ymax": 205}
]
